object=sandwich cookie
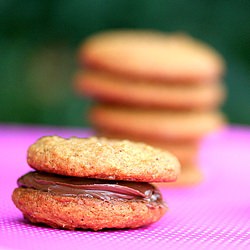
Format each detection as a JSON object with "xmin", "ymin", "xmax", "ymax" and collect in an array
[{"xmin": 12, "ymin": 136, "xmax": 180, "ymax": 230}]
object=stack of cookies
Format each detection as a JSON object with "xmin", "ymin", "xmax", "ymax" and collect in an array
[{"xmin": 75, "ymin": 30, "xmax": 226, "ymax": 186}]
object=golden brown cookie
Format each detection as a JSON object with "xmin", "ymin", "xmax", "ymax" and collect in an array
[
  {"xmin": 12, "ymin": 172, "xmax": 167, "ymax": 231},
  {"xmin": 90, "ymin": 105, "xmax": 225, "ymax": 141},
  {"xmin": 80, "ymin": 30, "xmax": 225, "ymax": 83},
  {"xmin": 27, "ymin": 136, "xmax": 180, "ymax": 182},
  {"xmin": 13, "ymin": 136, "xmax": 181, "ymax": 230},
  {"xmin": 75, "ymin": 70, "xmax": 226, "ymax": 110}
]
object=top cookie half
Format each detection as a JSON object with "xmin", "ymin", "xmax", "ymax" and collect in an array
[
  {"xmin": 79, "ymin": 30, "xmax": 225, "ymax": 83},
  {"xmin": 27, "ymin": 136, "xmax": 180, "ymax": 182}
]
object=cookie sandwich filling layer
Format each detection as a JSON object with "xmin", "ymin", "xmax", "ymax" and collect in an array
[{"xmin": 18, "ymin": 171, "xmax": 165, "ymax": 206}]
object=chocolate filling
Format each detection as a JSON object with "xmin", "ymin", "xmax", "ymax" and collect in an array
[{"xmin": 18, "ymin": 171, "xmax": 164, "ymax": 205}]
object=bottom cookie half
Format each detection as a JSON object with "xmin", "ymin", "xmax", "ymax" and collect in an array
[{"xmin": 12, "ymin": 188, "xmax": 167, "ymax": 231}]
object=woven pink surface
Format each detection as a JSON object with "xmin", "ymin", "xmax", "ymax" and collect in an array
[{"xmin": 0, "ymin": 124, "xmax": 249, "ymax": 250}]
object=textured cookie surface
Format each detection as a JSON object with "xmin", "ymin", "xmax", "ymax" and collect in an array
[
  {"xmin": 90, "ymin": 105, "xmax": 225, "ymax": 141},
  {"xmin": 80, "ymin": 30, "xmax": 225, "ymax": 82},
  {"xmin": 27, "ymin": 136, "xmax": 180, "ymax": 182},
  {"xmin": 12, "ymin": 188, "xmax": 167, "ymax": 230},
  {"xmin": 75, "ymin": 70, "xmax": 225, "ymax": 110}
]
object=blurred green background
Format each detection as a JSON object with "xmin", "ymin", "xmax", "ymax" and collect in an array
[{"xmin": 0, "ymin": 0, "xmax": 250, "ymax": 127}]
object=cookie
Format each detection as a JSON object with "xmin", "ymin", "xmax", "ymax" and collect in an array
[
  {"xmin": 12, "ymin": 136, "xmax": 180, "ymax": 230},
  {"xmin": 27, "ymin": 136, "xmax": 180, "ymax": 182},
  {"xmin": 156, "ymin": 165, "xmax": 203, "ymax": 187},
  {"xmin": 75, "ymin": 70, "xmax": 226, "ymax": 110},
  {"xmin": 80, "ymin": 30, "xmax": 225, "ymax": 83},
  {"xmin": 90, "ymin": 105, "xmax": 225, "ymax": 141},
  {"xmin": 12, "ymin": 172, "xmax": 167, "ymax": 230}
]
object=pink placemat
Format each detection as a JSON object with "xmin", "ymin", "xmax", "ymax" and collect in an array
[{"xmin": 0, "ymin": 124, "xmax": 249, "ymax": 250}]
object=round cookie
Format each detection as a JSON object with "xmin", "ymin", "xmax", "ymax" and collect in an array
[
  {"xmin": 156, "ymin": 165, "xmax": 203, "ymax": 187},
  {"xmin": 27, "ymin": 136, "xmax": 180, "ymax": 182},
  {"xmin": 75, "ymin": 70, "xmax": 226, "ymax": 110},
  {"xmin": 80, "ymin": 30, "xmax": 225, "ymax": 83},
  {"xmin": 90, "ymin": 105, "xmax": 225, "ymax": 141},
  {"xmin": 12, "ymin": 172, "xmax": 167, "ymax": 230}
]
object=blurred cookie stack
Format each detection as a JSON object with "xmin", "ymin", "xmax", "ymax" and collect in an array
[{"xmin": 75, "ymin": 30, "xmax": 226, "ymax": 186}]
